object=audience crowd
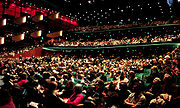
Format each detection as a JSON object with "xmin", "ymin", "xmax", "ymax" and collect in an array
[
  {"xmin": 0, "ymin": 44, "xmax": 179, "ymax": 108},
  {"xmin": 51, "ymin": 34, "xmax": 180, "ymax": 47},
  {"xmin": 68, "ymin": 20, "xmax": 180, "ymax": 32},
  {"xmin": 0, "ymin": 44, "xmax": 42, "ymax": 58},
  {"xmin": 1, "ymin": 34, "xmax": 179, "ymax": 58}
]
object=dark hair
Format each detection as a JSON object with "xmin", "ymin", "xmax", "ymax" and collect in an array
[
  {"xmin": 0, "ymin": 89, "xmax": 11, "ymax": 106},
  {"xmin": 43, "ymin": 72, "xmax": 51, "ymax": 79},
  {"xmin": 109, "ymin": 82, "xmax": 116, "ymax": 91},
  {"xmin": 48, "ymin": 81, "xmax": 57, "ymax": 91},
  {"xmin": 74, "ymin": 84, "xmax": 83, "ymax": 94},
  {"xmin": 98, "ymin": 80, "xmax": 104, "ymax": 86},
  {"xmin": 65, "ymin": 80, "xmax": 74, "ymax": 89},
  {"xmin": 21, "ymin": 73, "xmax": 27, "ymax": 80},
  {"xmin": 132, "ymin": 79, "xmax": 144, "ymax": 93},
  {"xmin": 129, "ymin": 71, "xmax": 135, "ymax": 80},
  {"xmin": 120, "ymin": 82, "xmax": 128, "ymax": 90}
]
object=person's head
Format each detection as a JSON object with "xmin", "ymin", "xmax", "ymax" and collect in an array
[
  {"xmin": 163, "ymin": 73, "xmax": 173, "ymax": 84},
  {"xmin": 121, "ymin": 72, "xmax": 126, "ymax": 78},
  {"xmin": 101, "ymin": 71, "xmax": 105, "ymax": 76},
  {"xmin": 109, "ymin": 81, "xmax": 116, "ymax": 91},
  {"xmin": 80, "ymin": 74, "xmax": 84, "ymax": 79},
  {"xmin": 165, "ymin": 55, "xmax": 170, "ymax": 60},
  {"xmin": 98, "ymin": 80, "xmax": 104, "ymax": 87},
  {"xmin": 48, "ymin": 81, "xmax": 58, "ymax": 92},
  {"xmin": 119, "ymin": 82, "xmax": 128, "ymax": 91},
  {"xmin": 43, "ymin": 72, "xmax": 51, "ymax": 79},
  {"xmin": 153, "ymin": 77, "xmax": 161, "ymax": 84},
  {"xmin": 65, "ymin": 80, "xmax": 74, "ymax": 89},
  {"xmin": 129, "ymin": 71, "xmax": 135, "ymax": 79},
  {"xmin": 152, "ymin": 59, "xmax": 157, "ymax": 64},
  {"xmin": 63, "ymin": 74, "xmax": 69, "ymax": 79},
  {"xmin": 74, "ymin": 84, "xmax": 83, "ymax": 94},
  {"xmin": 21, "ymin": 73, "xmax": 27, "ymax": 80},
  {"xmin": 151, "ymin": 66, "xmax": 158, "ymax": 73},
  {"xmin": 120, "ymin": 74, "xmax": 125, "ymax": 80},
  {"xmin": 164, "ymin": 67, "xmax": 172, "ymax": 74},
  {"xmin": 132, "ymin": 80, "xmax": 144, "ymax": 93}
]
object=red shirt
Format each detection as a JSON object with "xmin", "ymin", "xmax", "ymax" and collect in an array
[
  {"xmin": 66, "ymin": 93, "xmax": 83, "ymax": 107},
  {"xmin": 17, "ymin": 80, "xmax": 27, "ymax": 86},
  {"xmin": 0, "ymin": 98, "xmax": 15, "ymax": 108}
]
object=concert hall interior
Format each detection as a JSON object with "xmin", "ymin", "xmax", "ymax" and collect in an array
[{"xmin": 0, "ymin": 0, "xmax": 180, "ymax": 108}]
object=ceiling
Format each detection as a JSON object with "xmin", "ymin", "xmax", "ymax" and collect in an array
[
  {"xmin": 2, "ymin": 0, "xmax": 180, "ymax": 27},
  {"xmin": 25, "ymin": 0, "xmax": 180, "ymax": 26}
]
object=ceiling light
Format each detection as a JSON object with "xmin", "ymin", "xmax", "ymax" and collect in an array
[{"xmin": 88, "ymin": 0, "xmax": 92, "ymax": 4}]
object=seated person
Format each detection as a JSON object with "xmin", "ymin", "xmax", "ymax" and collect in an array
[
  {"xmin": 0, "ymin": 89, "xmax": 15, "ymax": 108},
  {"xmin": 59, "ymin": 80, "xmax": 74, "ymax": 98},
  {"xmin": 145, "ymin": 77, "xmax": 161, "ymax": 99},
  {"xmin": 161, "ymin": 74, "xmax": 177, "ymax": 97},
  {"xmin": 124, "ymin": 80, "xmax": 146, "ymax": 108},
  {"xmin": 43, "ymin": 81, "xmax": 65, "ymax": 108},
  {"xmin": 117, "ymin": 82, "xmax": 131, "ymax": 107},
  {"xmin": 16, "ymin": 73, "xmax": 28, "ymax": 86},
  {"xmin": 61, "ymin": 84, "xmax": 84, "ymax": 107}
]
